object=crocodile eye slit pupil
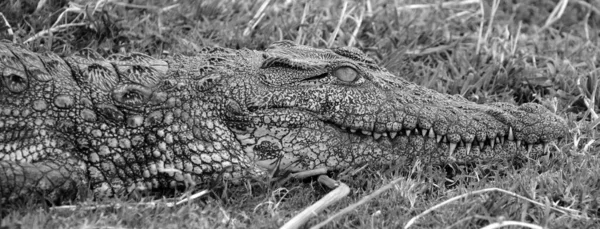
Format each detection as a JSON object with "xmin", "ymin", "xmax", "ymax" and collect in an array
[{"xmin": 334, "ymin": 67, "xmax": 358, "ymax": 82}]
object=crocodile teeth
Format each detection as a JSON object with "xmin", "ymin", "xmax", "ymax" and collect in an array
[
  {"xmin": 527, "ymin": 144, "xmax": 533, "ymax": 154},
  {"xmin": 421, "ymin": 129, "xmax": 426, "ymax": 137},
  {"xmin": 362, "ymin": 130, "xmax": 372, "ymax": 135},
  {"xmin": 428, "ymin": 128, "xmax": 435, "ymax": 138},
  {"xmin": 448, "ymin": 142, "xmax": 457, "ymax": 156},
  {"xmin": 406, "ymin": 130, "xmax": 411, "ymax": 137},
  {"xmin": 495, "ymin": 137, "xmax": 500, "ymax": 144},
  {"xmin": 373, "ymin": 132, "xmax": 382, "ymax": 140},
  {"xmin": 517, "ymin": 140, "xmax": 522, "ymax": 146},
  {"xmin": 465, "ymin": 142, "xmax": 472, "ymax": 155},
  {"xmin": 389, "ymin": 132, "xmax": 398, "ymax": 139},
  {"xmin": 508, "ymin": 127, "xmax": 514, "ymax": 141},
  {"xmin": 350, "ymin": 129, "xmax": 357, "ymax": 133},
  {"xmin": 500, "ymin": 136, "xmax": 505, "ymax": 144},
  {"xmin": 479, "ymin": 141, "xmax": 484, "ymax": 149},
  {"xmin": 490, "ymin": 139, "xmax": 495, "ymax": 148},
  {"xmin": 436, "ymin": 135, "xmax": 442, "ymax": 143}
]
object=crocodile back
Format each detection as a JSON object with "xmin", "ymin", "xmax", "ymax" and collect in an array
[{"xmin": 0, "ymin": 43, "xmax": 254, "ymax": 197}]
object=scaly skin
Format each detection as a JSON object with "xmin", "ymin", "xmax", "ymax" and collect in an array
[{"xmin": 0, "ymin": 41, "xmax": 567, "ymax": 203}]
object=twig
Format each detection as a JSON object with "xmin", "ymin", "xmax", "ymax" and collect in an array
[
  {"xmin": 317, "ymin": 175, "xmax": 339, "ymax": 189},
  {"xmin": 281, "ymin": 177, "xmax": 350, "ymax": 229},
  {"xmin": 290, "ymin": 168, "xmax": 329, "ymax": 179},
  {"xmin": 277, "ymin": 168, "xmax": 329, "ymax": 186},
  {"xmin": 310, "ymin": 176, "xmax": 406, "ymax": 229}
]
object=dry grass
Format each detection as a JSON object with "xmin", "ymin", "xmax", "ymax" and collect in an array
[{"xmin": 1, "ymin": 0, "xmax": 599, "ymax": 228}]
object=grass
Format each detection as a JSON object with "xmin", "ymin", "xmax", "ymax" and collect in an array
[{"xmin": 1, "ymin": 0, "xmax": 600, "ymax": 228}]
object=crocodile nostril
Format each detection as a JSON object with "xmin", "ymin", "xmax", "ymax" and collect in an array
[
  {"xmin": 225, "ymin": 99, "xmax": 245, "ymax": 115},
  {"xmin": 2, "ymin": 72, "xmax": 29, "ymax": 93},
  {"xmin": 112, "ymin": 84, "xmax": 153, "ymax": 107}
]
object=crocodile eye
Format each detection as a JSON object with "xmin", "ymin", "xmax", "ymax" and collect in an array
[{"xmin": 333, "ymin": 67, "xmax": 358, "ymax": 82}]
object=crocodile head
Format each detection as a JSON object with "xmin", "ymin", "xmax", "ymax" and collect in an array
[
  {"xmin": 222, "ymin": 41, "xmax": 568, "ymax": 173},
  {"xmin": 0, "ymin": 40, "xmax": 568, "ymax": 201}
]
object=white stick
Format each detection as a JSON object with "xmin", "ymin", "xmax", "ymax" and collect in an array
[{"xmin": 280, "ymin": 178, "xmax": 350, "ymax": 229}]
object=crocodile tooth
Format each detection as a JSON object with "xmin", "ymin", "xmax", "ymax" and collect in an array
[
  {"xmin": 495, "ymin": 137, "xmax": 500, "ymax": 144},
  {"xmin": 490, "ymin": 139, "xmax": 495, "ymax": 148},
  {"xmin": 465, "ymin": 142, "xmax": 472, "ymax": 155},
  {"xmin": 406, "ymin": 130, "xmax": 411, "ymax": 137},
  {"xmin": 500, "ymin": 136, "xmax": 504, "ymax": 144},
  {"xmin": 421, "ymin": 129, "xmax": 426, "ymax": 137},
  {"xmin": 350, "ymin": 129, "xmax": 357, "ymax": 133},
  {"xmin": 362, "ymin": 130, "xmax": 372, "ymax": 135},
  {"xmin": 448, "ymin": 142, "xmax": 457, "ymax": 156},
  {"xmin": 517, "ymin": 140, "xmax": 522, "ymax": 146},
  {"xmin": 442, "ymin": 136, "xmax": 447, "ymax": 143},
  {"xmin": 479, "ymin": 140, "xmax": 484, "ymax": 149},
  {"xmin": 508, "ymin": 127, "xmax": 514, "ymax": 141},
  {"xmin": 527, "ymin": 144, "xmax": 533, "ymax": 154},
  {"xmin": 373, "ymin": 132, "xmax": 382, "ymax": 140},
  {"xmin": 389, "ymin": 132, "xmax": 398, "ymax": 139},
  {"xmin": 436, "ymin": 135, "xmax": 442, "ymax": 143},
  {"xmin": 428, "ymin": 128, "xmax": 435, "ymax": 138}
]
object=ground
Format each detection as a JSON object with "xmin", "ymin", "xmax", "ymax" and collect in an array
[{"xmin": 0, "ymin": 0, "xmax": 599, "ymax": 228}]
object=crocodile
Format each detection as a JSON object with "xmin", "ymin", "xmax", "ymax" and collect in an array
[{"xmin": 0, "ymin": 40, "xmax": 567, "ymax": 203}]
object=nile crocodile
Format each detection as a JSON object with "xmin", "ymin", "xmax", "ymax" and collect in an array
[{"xmin": 0, "ymin": 40, "xmax": 567, "ymax": 203}]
